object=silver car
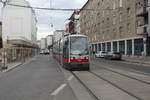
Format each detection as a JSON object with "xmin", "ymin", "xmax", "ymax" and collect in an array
[{"xmin": 95, "ymin": 51, "xmax": 107, "ymax": 58}]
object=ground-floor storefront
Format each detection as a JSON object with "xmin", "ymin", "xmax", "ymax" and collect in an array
[{"xmin": 91, "ymin": 37, "xmax": 150, "ymax": 56}]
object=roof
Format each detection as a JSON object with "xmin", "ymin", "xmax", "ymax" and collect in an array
[
  {"xmin": 79, "ymin": 0, "xmax": 90, "ymax": 13},
  {"xmin": 69, "ymin": 0, "xmax": 89, "ymax": 20},
  {"xmin": 69, "ymin": 34, "xmax": 87, "ymax": 37},
  {"xmin": 55, "ymin": 30, "xmax": 64, "ymax": 32},
  {"xmin": 69, "ymin": 11, "xmax": 76, "ymax": 20}
]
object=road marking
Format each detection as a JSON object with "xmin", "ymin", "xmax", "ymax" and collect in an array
[
  {"xmin": 51, "ymin": 84, "xmax": 67, "ymax": 96},
  {"xmin": 67, "ymin": 75, "xmax": 74, "ymax": 81}
]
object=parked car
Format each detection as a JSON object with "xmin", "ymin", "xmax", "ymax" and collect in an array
[
  {"xmin": 104, "ymin": 52, "xmax": 122, "ymax": 60},
  {"xmin": 44, "ymin": 49, "xmax": 50, "ymax": 55},
  {"xmin": 40, "ymin": 50, "xmax": 44, "ymax": 54},
  {"xmin": 95, "ymin": 51, "xmax": 107, "ymax": 58}
]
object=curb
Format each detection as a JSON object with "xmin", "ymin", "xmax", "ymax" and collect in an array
[
  {"xmin": 123, "ymin": 59, "xmax": 150, "ymax": 66},
  {"xmin": 2, "ymin": 63, "xmax": 23, "ymax": 73},
  {"xmin": 1, "ymin": 56, "xmax": 38, "ymax": 73}
]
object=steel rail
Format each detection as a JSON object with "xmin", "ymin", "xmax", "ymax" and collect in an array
[
  {"xmin": 70, "ymin": 71, "xmax": 101, "ymax": 100},
  {"xmin": 89, "ymin": 71, "xmax": 142, "ymax": 100},
  {"xmin": 92, "ymin": 62, "xmax": 150, "ymax": 85}
]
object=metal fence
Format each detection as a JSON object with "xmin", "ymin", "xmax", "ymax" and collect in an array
[{"xmin": 0, "ymin": 47, "xmax": 39, "ymax": 70}]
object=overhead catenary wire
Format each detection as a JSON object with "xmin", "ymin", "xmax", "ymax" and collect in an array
[
  {"xmin": 0, "ymin": 1, "xmax": 146, "ymax": 34},
  {"xmin": 4, "ymin": 2, "xmax": 144, "ymax": 28},
  {"xmin": 0, "ymin": 1, "xmax": 144, "ymax": 26},
  {"xmin": 0, "ymin": 2, "xmax": 119, "ymax": 11}
]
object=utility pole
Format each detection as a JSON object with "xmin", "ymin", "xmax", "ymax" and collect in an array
[
  {"xmin": 50, "ymin": 0, "xmax": 53, "ymax": 28},
  {"xmin": 1, "ymin": 0, "xmax": 10, "ymax": 48},
  {"xmin": 148, "ymin": 0, "xmax": 150, "ymax": 34},
  {"xmin": 1, "ymin": 0, "xmax": 9, "ymax": 69}
]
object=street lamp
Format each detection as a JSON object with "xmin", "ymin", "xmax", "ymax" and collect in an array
[{"xmin": 1, "ymin": 0, "xmax": 9, "ymax": 7}]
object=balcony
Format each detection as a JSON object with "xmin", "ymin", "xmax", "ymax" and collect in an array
[
  {"xmin": 137, "ymin": 25, "xmax": 148, "ymax": 35},
  {"xmin": 136, "ymin": 7, "xmax": 148, "ymax": 16}
]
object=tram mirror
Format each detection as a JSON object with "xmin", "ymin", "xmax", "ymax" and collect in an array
[{"xmin": 64, "ymin": 40, "xmax": 68, "ymax": 45}]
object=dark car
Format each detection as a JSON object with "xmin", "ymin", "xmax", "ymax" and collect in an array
[
  {"xmin": 44, "ymin": 49, "xmax": 50, "ymax": 55},
  {"xmin": 104, "ymin": 52, "xmax": 122, "ymax": 60}
]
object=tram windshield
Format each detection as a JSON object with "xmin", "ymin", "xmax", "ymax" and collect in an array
[{"xmin": 70, "ymin": 36, "xmax": 88, "ymax": 55}]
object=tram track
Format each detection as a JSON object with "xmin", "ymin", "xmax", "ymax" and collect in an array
[
  {"xmin": 70, "ymin": 71, "xmax": 100, "ymax": 100},
  {"xmin": 71, "ymin": 70, "xmax": 143, "ymax": 100},
  {"xmin": 92, "ymin": 62, "xmax": 150, "ymax": 86},
  {"xmin": 92, "ymin": 59, "xmax": 150, "ymax": 76},
  {"xmin": 55, "ymin": 57, "xmax": 150, "ymax": 100},
  {"xmin": 88, "ymin": 71, "xmax": 142, "ymax": 100}
]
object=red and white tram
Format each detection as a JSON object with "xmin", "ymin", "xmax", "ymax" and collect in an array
[{"xmin": 53, "ymin": 33, "xmax": 90, "ymax": 71}]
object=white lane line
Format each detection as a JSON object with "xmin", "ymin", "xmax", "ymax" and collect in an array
[
  {"xmin": 67, "ymin": 75, "xmax": 74, "ymax": 81},
  {"xmin": 51, "ymin": 84, "xmax": 67, "ymax": 96}
]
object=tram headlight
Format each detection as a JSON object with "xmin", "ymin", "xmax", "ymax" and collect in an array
[
  {"xmin": 70, "ymin": 57, "xmax": 76, "ymax": 60},
  {"xmin": 73, "ymin": 57, "xmax": 76, "ymax": 59},
  {"xmin": 84, "ymin": 56, "xmax": 89, "ymax": 59},
  {"xmin": 70, "ymin": 57, "xmax": 73, "ymax": 60}
]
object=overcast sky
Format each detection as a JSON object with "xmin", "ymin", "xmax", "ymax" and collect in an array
[{"xmin": 26, "ymin": 0, "xmax": 88, "ymax": 40}]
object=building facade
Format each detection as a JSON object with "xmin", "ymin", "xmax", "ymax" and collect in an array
[
  {"xmin": 46, "ymin": 35, "xmax": 53, "ymax": 48},
  {"xmin": 36, "ymin": 40, "xmax": 41, "ymax": 48},
  {"xmin": 40, "ymin": 38, "xmax": 47, "ymax": 50},
  {"xmin": 69, "ymin": 11, "xmax": 80, "ymax": 34},
  {"xmin": 2, "ymin": 0, "xmax": 37, "ymax": 48},
  {"xmin": 80, "ymin": 0, "xmax": 150, "ymax": 56},
  {"xmin": 53, "ymin": 30, "xmax": 64, "ymax": 42}
]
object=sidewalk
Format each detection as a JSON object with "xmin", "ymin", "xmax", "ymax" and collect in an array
[
  {"xmin": 122, "ymin": 56, "xmax": 150, "ymax": 65},
  {"xmin": 0, "ymin": 62, "xmax": 22, "ymax": 72}
]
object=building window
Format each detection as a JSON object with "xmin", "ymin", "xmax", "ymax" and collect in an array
[
  {"xmin": 95, "ymin": 35, "xmax": 96, "ymax": 41},
  {"xmin": 134, "ymin": 39, "xmax": 144, "ymax": 56},
  {"xmin": 103, "ymin": 10, "xmax": 105, "ymax": 17},
  {"xmin": 119, "ymin": 41, "xmax": 125, "ymax": 54},
  {"xmin": 102, "ymin": 20, "xmax": 104, "ymax": 23},
  {"xmin": 113, "ymin": 29, "xmax": 116, "ymax": 32},
  {"xmin": 136, "ymin": 20, "xmax": 143, "ymax": 27},
  {"xmin": 119, "ymin": 0, "xmax": 123, "ymax": 7},
  {"xmin": 107, "ymin": 42, "xmax": 111, "ymax": 52},
  {"xmin": 113, "ymin": 15, "xmax": 116, "ymax": 24},
  {"xmin": 119, "ymin": 26, "xmax": 123, "ymax": 36},
  {"xmin": 102, "ymin": 43, "xmax": 106, "ymax": 51},
  {"xmin": 127, "ymin": 8, "xmax": 131, "ymax": 16},
  {"xmin": 113, "ymin": 2, "xmax": 116, "ymax": 9},
  {"xmin": 127, "ymin": 40, "xmax": 132, "ymax": 55},
  {"xmin": 97, "ymin": 12, "xmax": 100, "ymax": 16},
  {"xmin": 98, "ymin": 2, "xmax": 100, "ymax": 6},
  {"xmin": 107, "ymin": 17, "xmax": 109, "ymax": 21},
  {"xmin": 119, "ymin": 13, "xmax": 122, "ymax": 22},
  {"xmin": 98, "ymin": 43, "xmax": 101, "ymax": 51},
  {"xmin": 113, "ymin": 42, "xmax": 117, "ymax": 52},
  {"xmin": 127, "ymin": 23, "xmax": 131, "ymax": 33}
]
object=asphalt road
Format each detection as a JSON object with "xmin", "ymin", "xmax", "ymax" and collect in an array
[
  {"xmin": 0, "ymin": 55, "xmax": 149, "ymax": 100},
  {"xmin": 0, "ymin": 55, "xmax": 66, "ymax": 100},
  {"xmin": 91, "ymin": 57, "xmax": 150, "ymax": 74}
]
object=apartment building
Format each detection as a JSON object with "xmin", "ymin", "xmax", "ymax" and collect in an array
[
  {"xmin": 80, "ymin": 0, "xmax": 150, "ymax": 56},
  {"xmin": 46, "ymin": 35, "xmax": 53, "ymax": 48},
  {"xmin": 69, "ymin": 11, "xmax": 80, "ymax": 34},
  {"xmin": 53, "ymin": 30, "xmax": 64, "ymax": 42},
  {"xmin": 40, "ymin": 38, "xmax": 47, "ymax": 50},
  {"xmin": 2, "ymin": 0, "xmax": 37, "ymax": 48}
]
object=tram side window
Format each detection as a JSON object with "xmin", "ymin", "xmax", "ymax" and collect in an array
[{"xmin": 63, "ymin": 40, "xmax": 69, "ymax": 59}]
